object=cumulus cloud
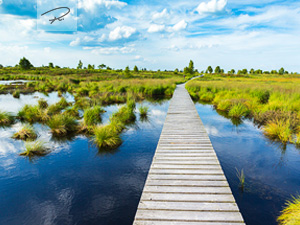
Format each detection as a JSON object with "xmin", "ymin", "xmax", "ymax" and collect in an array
[
  {"xmin": 148, "ymin": 24, "xmax": 165, "ymax": 33},
  {"xmin": 196, "ymin": 0, "xmax": 227, "ymax": 14},
  {"xmin": 0, "ymin": 0, "xmax": 3, "ymax": 5},
  {"xmin": 108, "ymin": 26, "xmax": 137, "ymax": 41},
  {"xmin": 152, "ymin": 8, "xmax": 168, "ymax": 20},
  {"xmin": 78, "ymin": 0, "xmax": 127, "ymax": 11},
  {"xmin": 172, "ymin": 20, "xmax": 187, "ymax": 31}
]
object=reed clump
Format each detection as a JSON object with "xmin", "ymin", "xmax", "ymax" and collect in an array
[
  {"xmin": 0, "ymin": 111, "xmax": 15, "ymax": 126},
  {"xmin": 263, "ymin": 119, "xmax": 292, "ymax": 143},
  {"xmin": 47, "ymin": 114, "xmax": 78, "ymax": 136},
  {"xmin": 38, "ymin": 98, "xmax": 48, "ymax": 109},
  {"xmin": 83, "ymin": 106, "xmax": 105, "ymax": 126},
  {"xmin": 20, "ymin": 141, "xmax": 49, "ymax": 157},
  {"xmin": 13, "ymin": 124, "xmax": 37, "ymax": 141},
  {"xmin": 278, "ymin": 196, "xmax": 300, "ymax": 225},
  {"xmin": 93, "ymin": 125, "xmax": 122, "ymax": 149},
  {"xmin": 139, "ymin": 105, "xmax": 149, "ymax": 117},
  {"xmin": 12, "ymin": 90, "xmax": 20, "ymax": 98}
]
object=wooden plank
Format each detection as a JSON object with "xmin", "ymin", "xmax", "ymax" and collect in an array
[{"xmin": 133, "ymin": 84, "xmax": 245, "ymax": 225}]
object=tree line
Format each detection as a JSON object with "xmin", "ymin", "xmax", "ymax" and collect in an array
[{"xmin": 0, "ymin": 57, "xmax": 297, "ymax": 75}]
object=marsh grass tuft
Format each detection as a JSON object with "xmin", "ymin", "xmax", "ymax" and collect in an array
[
  {"xmin": 278, "ymin": 196, "xmax": 300, "ymax": 225},
  {"xmin": 93, "ymin": 125, "xmax": 122, "ymax": 149},
  {"xmin": 263, "ymin": 119, "xmax": 292, "ymax": 143},
  {"xmin": 236, "ymin": 168, "xmax": 245, "ymax": 191},
  {"xmin": 139, "ymin": 105, "xmax": 149, "ymax": 117},
  {"xmin": 83, "ymin": 106, "xmax": 105, "ymax": 126},
  {"xmin": 47, "ymin": 114, "xmax": 78, "ymax": 136},
  {"xmin": 38, "ymin": 98, "xmax": 48, "ymax": 109},
  {"xmin": 13, "ymin": 124, "xmax": 37, "ymax": 141},
  {"xmin": 20, "ymin": 141, "xmax": 49, "ymax": 157},
  {"xmin": 13, "ymin": 90, "xmax": 20, "ymax": 98},
  {"xmin": 0, "ymin": 111, "xmax": 15, "ymax": 127},
  {"xmin": 228, "ymin": 103, "xmax": 249, "ymax": 118}
]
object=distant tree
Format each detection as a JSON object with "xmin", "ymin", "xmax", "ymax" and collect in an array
[
  {"xmin": 206, "ymin": 66, "xmax": 213, "ymax": 74},
  {"xmin": 230, "ymin": 69, "xmax": 235, "ymax": 74},
  {"xmin": 55, "ymin": 65, "xmax": 60, "ymax": 69},
  {"xmin": 19, "ymin": 57, "xmax": 33, "ymax": 70},
  {"xmin": 0, "ymin": 64, "xmax": 3, "ymax": 69},
  {"xmin": 88, "ymin": 64, "xmax": 95, "ymax": 70},
  {"xmin": 77, "ymin": 60, "xmax": 83, "ymax": 69},
  {"xmin": 279, "ymin": 67, "xmax": 285, "ymax": 75},
  {"xmin": 215, "ymin": 66, "xmax": 221, "ymax": 74},
  {"xmin": 183, "ymin": 67, "xmax": 190, "ymax": 74},
  {"xmin": 220, "ymin": 69, "xmax": 224, "ymax": 74},
  {"xmin": 134, "ymin": 65, "xmax": 139, "ymax": 73},
  {"xmin": 106, "ymin": 66, "xmax": 112, "ymax": 70},
  {"xmin": 98, "ymin": 64, "xmax": 106, "ymax": 69},
  {"xmin": 255, "ymin": 69, "xmax": 263, "ymax": 74},
  {"xmin": 124, "ymin": 66, "xmax": 131, "ymax": 77},
  {"xmin": 184, "ymin": 60, "xmax": 195, "ymax": 74},
  {"xmin": 188, "ymin": 60, "xmax": 194, "ymax": 74},
  {"xmin": 241, "ymin": 69, "xmax": 248, "ymax": 74},
  {"xmin": 49, "ymin": 62, "xmax": 54, "ymax": 68},
  {"xmin": 284, "ymin": 71, "xmax": 289, "ymax": 74},
  {"xmin": 250, "ymin": 68, "xmax": 255, "ymax": 74},
  {"xmin": 264, "ymin": 71, "xmax": 270, "ymax": 74},
  {"xmin": 270, "ymin": 70, "xmax": 277, "ymax": 74}
]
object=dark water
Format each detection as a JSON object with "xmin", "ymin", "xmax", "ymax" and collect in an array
[
  {"xmin": 0, "ymin": 92, "xmax": 169, "ymax": 225},
  {"xmin": 195, "ymin": 103, "xmax": 300, "ymax": 225},
  {"xmin": 1, "ymin": 92, "xmax": 300, "ymax": 225}
]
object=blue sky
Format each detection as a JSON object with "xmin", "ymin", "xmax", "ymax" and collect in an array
[{"xmin": 0, "ymin": 0, "xmax": 299, "ymax": 72}]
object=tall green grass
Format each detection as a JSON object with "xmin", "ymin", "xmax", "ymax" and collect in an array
[
  {"xmin": 186, "ymin": 75, "xmax": 300, "ymax": 145},
  {"xmin": 278, "ymin": 196, "xmax": 300, "ymax": 225}
]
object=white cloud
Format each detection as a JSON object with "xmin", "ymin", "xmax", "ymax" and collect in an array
[
  {"xmin": 152, "ymin": 8, "xmax": 168, "ymax": 20},
  {"xmin": 70, "ymin": 37, "xmax": 80, "ymax": 46},
  {"xmin": 85, "ymin": 46, "xmax": 136, "ymax": 54},
  {"xmin": 44, "ymin": 47, "xmax": 51, "ymax": 53},
  {"xmin": 0, "ymin": 0, "xmax": 3, "ymax": 5},
  {"xmin": 78, "ymin": 0, "xmax": 127, "ymax": 11},
  {"xmin": 172, "ymin": 19, "xmax": 187, "ymax": 31},
  {"xmin": 148, "ymin": 24, "xmax": 165, "ymax": 33},
  {"xmin": 196, "ymin": 0, "xmax": 227, "ymax": 14},
  {"xmin": 108, "ymin": 26, "xmax": 136, "ymax": 41}
]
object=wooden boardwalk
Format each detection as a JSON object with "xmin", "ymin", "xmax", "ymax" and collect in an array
[{"xmin": 133, "ymin": 84, "xmax": 245, "ymax": 225}]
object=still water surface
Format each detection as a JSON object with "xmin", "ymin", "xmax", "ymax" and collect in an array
[
  {"xmin": 0, "ymin": 92, "xmax": 299, "ymax": 225},
  {"xmin": 195, "ymin": 103, "xmax": 300, "ymax": 225}
]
